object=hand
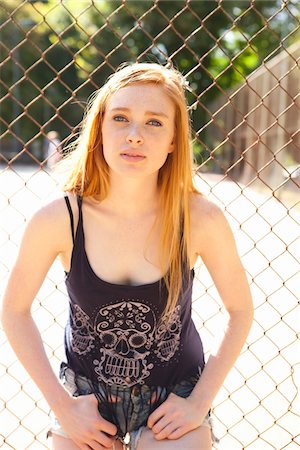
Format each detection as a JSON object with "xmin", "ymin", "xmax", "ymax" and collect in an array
[
  {"xmin": 55, "ymin": 393, "xmax": 117, "ymax": 449},
  {"xmin": 147, "ymin": 392, "xmax": 207, "ymax": 441}
]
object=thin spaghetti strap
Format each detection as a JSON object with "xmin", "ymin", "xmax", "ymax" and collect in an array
[
  {"xmin": 64, "ymin": 195, "xmax": 75, "ymax": 244},
  {"xmin": 77, "ymin": 195, "xmax": 83, "ymax": 222},
  {"xmin": 179, "ymin": 213, "xmax": 190, "ymax": 279}
]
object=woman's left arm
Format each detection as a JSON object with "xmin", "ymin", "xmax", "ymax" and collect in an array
[
  {"xmin": 188, "ymin": 200, "xmax": 254, "ymax": 412},
  {"xmin": 148, "ymin": 200, "xmax": 254, "ymax": 439}
]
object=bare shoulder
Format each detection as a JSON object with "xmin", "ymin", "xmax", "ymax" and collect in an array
[
  {"xmin": 1, "ymin": 194, "xmax": 78, "ymax": 313},
  {"xmin": 189, "ymin": 192, "xmax": 234, "ymax": 255},
  {"xmin": 189, "ymin": 193, "xmax": 253, "ymax": 315},
  {"xmin": 25, "ymin": 193, "xmax": 77, "ymax": 254},
  {"xmin": 34, "ymin": 195, "xmax": 67, "ymax": 220},
  {"xmin": 190, "ymin": 192, "xmax": 226, "ymax": 230}
]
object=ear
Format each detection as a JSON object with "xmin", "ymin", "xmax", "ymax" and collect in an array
[{"xmin": 168, "ymin": 140, "xmax": 175, "ymax": 154}]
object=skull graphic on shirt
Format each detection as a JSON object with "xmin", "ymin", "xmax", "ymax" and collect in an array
[
  {"xmin": 154, "ymin": 305, "xmax": 182, "ymax": 361},
  {"xmin": 68, "ymin": 300, "xmax": 182, "ymax": 387},
  {"xmin": 69, "ymin": 304, "xmax": 96, "ymax": 355},
  {"xmin": 93, "ymin": 301, "xmax": 156, "ymax": 386}
]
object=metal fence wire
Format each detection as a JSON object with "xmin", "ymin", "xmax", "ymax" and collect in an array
[{"xmin": 0, "ymin": 1, "xmax": 299, "ymax": 449}]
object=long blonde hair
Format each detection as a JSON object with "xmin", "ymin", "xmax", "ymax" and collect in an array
[{"xmin": 61, "ymin": 62, "xmax": 200, "ymax": 319}]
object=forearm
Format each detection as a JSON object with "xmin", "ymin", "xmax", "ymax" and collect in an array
[
  {"xmin": 2, "ymin": 310, "xmax": 71, "ymax": 414},
  {"xmin": 190, "ymin": 309, "xmax": 254, "ymax": 411}
]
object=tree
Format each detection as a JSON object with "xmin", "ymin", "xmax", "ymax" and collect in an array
[{"xmin": 0, "ymin": 0, "xmax": 293, "ymax": 166}]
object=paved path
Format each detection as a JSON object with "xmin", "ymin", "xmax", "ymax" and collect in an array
[{"xmin": 0, "ymin": 166, "xmax": 299, "ymax": 449}]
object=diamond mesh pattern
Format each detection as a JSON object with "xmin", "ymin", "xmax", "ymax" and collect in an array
[{"xmin": 0, "ymin": 1, "xmax": 299, "ymax": 449}]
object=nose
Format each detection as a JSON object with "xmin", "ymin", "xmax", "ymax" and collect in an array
[
  {"xmin": 116, "ymin": 337, "xmax": 129, "ymax": 356},
  {"xmin": 126, "ymin": 125, "xmax": 144, "ymax": 146}
]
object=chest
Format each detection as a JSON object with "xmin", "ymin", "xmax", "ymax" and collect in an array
[
  {"xmin": 83, "ymin": 210, "xmax": 164, "ymax": 286},
  {"xmin": 62, "ymin": 199, "xmax": 201, "ymax": 286}
]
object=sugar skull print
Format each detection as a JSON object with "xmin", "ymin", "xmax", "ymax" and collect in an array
[
  {"xmin": 154, "ymin": 305, "xmax": 182, "ymax": 362},
  {"xmin": 93, "ymin": 301, "xmax": 156, "ymax": 387},
  {"xmin": 69, "ymin": 304, "xmax": 96, "ymax": 355},
  {"xmin": 67, "ymin": 300, "xmax": 183, "ymax": 387}
]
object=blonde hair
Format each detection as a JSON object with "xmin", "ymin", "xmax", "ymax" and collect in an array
[{"xmin": 61, "ymin": 62, "xmax": 201, "ymax": 319}]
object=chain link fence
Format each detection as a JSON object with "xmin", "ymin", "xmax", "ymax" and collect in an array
[{"xmin": 0, "ymin": 1, "xmax": 299, "ymax": 449}]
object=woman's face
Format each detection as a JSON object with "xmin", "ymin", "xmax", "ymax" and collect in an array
[{"xmin": 101, "ymin": 83, "xmax": 175, "ymax": 180}]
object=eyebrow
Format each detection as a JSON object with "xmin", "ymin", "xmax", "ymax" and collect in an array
[{"xmin": 108, "ymin": 107, "xmax": 169, "ymax": 119}]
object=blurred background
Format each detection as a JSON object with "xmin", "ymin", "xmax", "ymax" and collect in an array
[{"xmin": 0, "ymin": 1, "xmax": 299, "ymax": 449}]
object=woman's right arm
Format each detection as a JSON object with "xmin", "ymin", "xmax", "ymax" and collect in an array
[
  {"xmin": 0, "ymin": 199, "xmax": 117, "ymax": 449},
  {"xmin": 1, "ymin": 201, "xmax": 71, "ymax": 409}
]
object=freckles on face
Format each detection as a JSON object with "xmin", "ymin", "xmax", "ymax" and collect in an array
[
  {"xmin": 100, "ymin": 84, "xmax": 176, "ymax": 175},
  {"xmin": 102, "ymin": 84, "xmax": 175, "ymax": 141}
]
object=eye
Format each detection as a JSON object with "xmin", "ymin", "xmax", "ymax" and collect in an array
[
  {"xmin": 169, "ymin": 322, "xmax": 178, "ymax": 332},
  {"xmin": 129, "ymin": 333, "xmax": 147, "ymax": 348},
  {"xmin": 112, "ymin": 115, "xmax": 162, "ymax": 127},
  {"xmin": 100, "ymin": 331, "xmax": 117, "ymax": 347},
  {"xmin": 148, "ymin": 119, "xmax": 162, "ymax": 127},
  {"xmin": 113, "ymin": 115, "xmax": 127, "ymax": 122}
]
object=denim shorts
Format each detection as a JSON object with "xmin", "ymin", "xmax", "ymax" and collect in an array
[{"xmin": 47, "ymin": 364, "xmax": 214, "ymax": 449}]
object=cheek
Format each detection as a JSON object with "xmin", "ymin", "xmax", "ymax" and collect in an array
[
  {"xmin": 101, "ymin": 126, "xmax": 119, "ymax": 157},
  {"xmin": 153, "ymin": 150, "xmax": 171, "ymax": 171},
  {"xmin": 103, "ymin": 126, "xmax": 125, "ymax": 149},
  {"xmin": 101, "ymin": 123, "xmax": 112, "ymax": 144}
]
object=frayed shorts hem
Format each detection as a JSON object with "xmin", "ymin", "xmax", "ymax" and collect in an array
[{"xmin": 47, "ymin": 416, "xmax": 213, "ymax": 450}]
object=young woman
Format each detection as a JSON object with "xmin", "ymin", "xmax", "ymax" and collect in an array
[{"xmin": 1, "ymin": 62, "xmax": 254, "ymax": 450}]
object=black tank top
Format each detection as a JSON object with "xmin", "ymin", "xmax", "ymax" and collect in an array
[{"xmin": 62, "ymin": 196, "xmax": 205, "ymax": 388}]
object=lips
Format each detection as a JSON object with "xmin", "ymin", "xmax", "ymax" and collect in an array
[
  {"xmin": 120, "ymin": 150, "xmax": 146, "ymax": 162},
  {"xmin": 120, "ymin": 151, "xmax": 145, "ymax": 157}
]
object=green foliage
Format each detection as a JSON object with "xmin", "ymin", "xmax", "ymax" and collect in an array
[{"xmin": 0, "ymin": 0, "xmax": 297, "ymax": 165}]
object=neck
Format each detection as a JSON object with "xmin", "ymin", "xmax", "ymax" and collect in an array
[{"xmin": 102, "ymin": 173, "xmax": 160, "ymax": 217}]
